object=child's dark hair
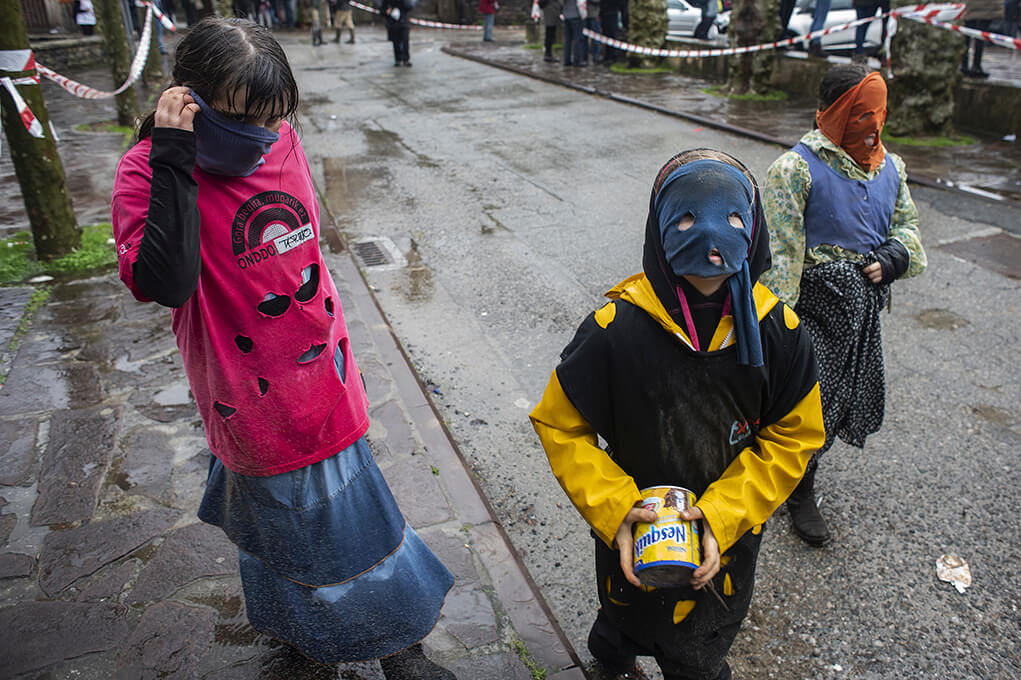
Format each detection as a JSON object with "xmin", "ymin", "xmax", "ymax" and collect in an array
[
  {"xmin": 818, "ymin": 63, "xmax": 873, "ymax": 111},
  {"xmin": 138, "ymin": 17, "xmax": 299, "ymax": 140}
]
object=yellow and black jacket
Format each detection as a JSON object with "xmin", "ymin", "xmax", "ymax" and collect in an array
[{"xmin": 529, "ymin": 272, "xmax": 823, "ymax": 666}]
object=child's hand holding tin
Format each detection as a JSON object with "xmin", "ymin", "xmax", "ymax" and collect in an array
[
  {"xmin": 678, "ymin": 505, "xmax": 720, "ymax": 590},
  {"xmin": 613, "ymin": 505, "xmax": 659, "ymax": 588}
]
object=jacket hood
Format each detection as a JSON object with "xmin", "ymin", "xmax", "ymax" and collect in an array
[{"xmin": 607, "ymin": 274, "xmax": 779, "ymax": 350}]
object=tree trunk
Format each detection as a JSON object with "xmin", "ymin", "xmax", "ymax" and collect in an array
[
  {"xmin": 0, "ymin": 1, "xmax": 81, "ymax": 259},
  {"xmin": 885, "ymin": 1, "xmax": 964, "ymax": 136},
  {"xmin": 628, "ymin": 0, "xmax": 668, "ymax": 68},
  {"xmin": 726, "ymin": 0, "xmax": 778, "ymax": 94},
  {"xmin": 94, "ymin": 0, "xmax": 140, "ymax": 127}
]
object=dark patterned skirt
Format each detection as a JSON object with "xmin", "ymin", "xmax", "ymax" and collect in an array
[
  {"xmin": 795, "ymin": 260, "xmax": 890, "ymax": 458},
  {"xmin": 198, "ymin": 436, "xmax": 454, "ymax": 663}
]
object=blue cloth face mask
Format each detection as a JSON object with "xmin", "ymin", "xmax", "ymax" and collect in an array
[
  {"xmin": 654, "ymin": 160, "xmax": 755, "ymax": 279},
  {"xmin": 654, "ymin": 159, "xmax": 763, "ymax": 366},
  {"xmin": 190, "ymin": 90, "xmax": 280, "ymax": 177}
]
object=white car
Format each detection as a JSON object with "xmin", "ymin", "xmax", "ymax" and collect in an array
[
  {"xmin": 666, "ymin": 0, "xmax": 729, "ymax": 43},
  {"xmin": 785, "ymin": 0, "xmax": 961, "ymax": 53},
  {"xmin": 785, "ymin": 0, "xmax": 884, "ymax": 53}
]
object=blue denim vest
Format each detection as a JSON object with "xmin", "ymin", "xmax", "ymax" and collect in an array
[{"xmin": 793, "ymin": 142, "xmax": 899, "ymax": 254}]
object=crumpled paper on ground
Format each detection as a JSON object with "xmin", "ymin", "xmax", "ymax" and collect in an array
[{"xmin": 936, "ymin": 554, "xmax": 972, "ymax": 594}]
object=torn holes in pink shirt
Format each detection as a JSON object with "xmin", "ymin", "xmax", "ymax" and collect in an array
[
  {"xmin": 258, "ymin": 292, "xmax": 291, "ymax": 317},
  {"xmin": 214, "ymin": 401, "xmax": 237, "ymax": 418},
  {"xmin": 325, "ymin": 297, "xmax": 334, "ymax": 317},
  {"xmin": 296, "ymin": 264, "xmax": 320, "ymax": 303},
  {"xmin": 298, "ymin": 343, "xmax": 327, "ymax": 364},
  {"xmin": 258, "ymin": 378, "xmax": 269, "ymax": 396},
  {"xmin": 235, "ymin": 335, "xmax": 254, "ymax": 353}
]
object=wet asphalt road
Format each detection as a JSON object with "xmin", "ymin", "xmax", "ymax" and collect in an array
[{"xmin": 280, "ymin": 25, "xmax": 1020, "ymax": 680}]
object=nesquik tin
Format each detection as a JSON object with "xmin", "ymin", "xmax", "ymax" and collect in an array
[{"xmin": 633, "ymin": 485, "xmax": 701, "ymax": 587}]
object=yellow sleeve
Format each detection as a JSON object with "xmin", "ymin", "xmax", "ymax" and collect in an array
[
  {"xmin": 529, "ymin": 370, "xmax": 643, "ymax": 547},
  {"xmin": 695, "ymin": 383, "xmax": 824, "ymax": 555}
]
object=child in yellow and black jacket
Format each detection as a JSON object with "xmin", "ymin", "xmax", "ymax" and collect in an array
[{"xmin": 530, "ymin": 149, "xmax": 825, "ymax": 680}]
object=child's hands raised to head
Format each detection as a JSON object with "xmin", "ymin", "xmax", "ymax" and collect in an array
[
  {"xmin": 155, "ymin": 86, "xmax": 201, "ymax": 132},
  {"xmin": 613, "ymin": 504, "xmax": 659, "ymax": 587},
  {"xmin": 679, "ymin": 506, "xmax": 720, "ymax": 589}
]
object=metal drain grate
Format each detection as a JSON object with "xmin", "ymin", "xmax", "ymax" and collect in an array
[
  {"xmin": 350, "ymin": 237, "xmax": 408, "ymax": 271},
  {"xmin": 352, "ymin": 240, "xmax": 390, "ymax": 267}
]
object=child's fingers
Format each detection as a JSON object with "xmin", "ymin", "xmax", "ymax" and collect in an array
[{"xmin": 618, "ymin": 540, "xmax": 642, "ymax": 588}]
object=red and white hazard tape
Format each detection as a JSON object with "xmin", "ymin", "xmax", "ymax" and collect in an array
[
  {"xmin": 349, "ymin": 1, "xmax": 483, "ymax": 29},
  {"xmin": 38, "ymin": 3, "xmax": 162, "ymax": 99},
  {"xmin": 584, "ymin": 3, "xmax": 1016, "ymax": 61}
]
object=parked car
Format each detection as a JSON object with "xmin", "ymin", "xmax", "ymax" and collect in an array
[
  {"xmin": 784, "ymin": 0, "xmax": 960, "ymax": 54},
  {"xmin": 784, "ymin": 0, "xmax": 884, "ymax": 53},
  {"xmin": 666, "ymin": 0, "xmax": 729, "ymax": 43}
]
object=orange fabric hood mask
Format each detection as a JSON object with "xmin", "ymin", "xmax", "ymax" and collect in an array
[{"xmin": 816, "ymin": 71, "xmax": 888, "ymax": 173}]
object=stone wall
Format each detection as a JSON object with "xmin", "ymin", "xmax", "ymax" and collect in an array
[{"xmin": 29, "ymin": 36, "xmax": 106, "ymax": 72}]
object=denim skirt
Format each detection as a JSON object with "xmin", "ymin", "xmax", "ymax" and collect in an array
[{"xmin": 198, "ymin": 436, "xmax": 454, "ymax": 662}]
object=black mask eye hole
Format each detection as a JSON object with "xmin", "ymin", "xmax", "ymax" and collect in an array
[
  {"xmin": 296, "ymin": 264, "xmax": 320, "ymax": 303},
  {"xmin": 677, "ymin": 213, "xmax": 695, "ymax": 231},
  {"xmin": 258, "ymin": 293, "xmax": 291, "ymax": 317},
  {"xmin": 728, "ymin": 213, "xmax": 745, "ymax": 229}
]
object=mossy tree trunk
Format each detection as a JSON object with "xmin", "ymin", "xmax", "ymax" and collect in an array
[
  {"xmin": 628, "ymin": 0, "xmax": 668, "ymax": 68},
  {"xmin": 885, "ymin": 1, "xmax": 965, "ymax": 136},
  {"xmin": 0, "ymin": 1, "xmax": 81, "ymax": 259},
  {"xmin": 94, "ymin": 0, "xmax": 140, "ymax": 127},
  {"xmin": 726, "ymin": 0, "xmax": 778, "ymax": 94}
]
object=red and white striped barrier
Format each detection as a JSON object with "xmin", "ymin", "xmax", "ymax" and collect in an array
[
  {"xmin": 1, "ymin": 77, "xmax": 45, "ymax": 139},
  {"xmin": 349, "ymin": 1, "xmax": 483, "ymax": 29},
  {"xmin": 38, "ymin": 3, "xmax": 161, "ymax": 99},
  {"xmin": 584, "ymin": 3, "xmax": 1015, "ymax": 60}
]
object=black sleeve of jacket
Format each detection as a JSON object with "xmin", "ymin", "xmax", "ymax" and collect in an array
[
  {"xmin": 132, "ymin": 127, "xmax": 201, "ymax": 308},
  {"xmin": 872, "ymin": 238, "xmax": 909, "ymax": 285}
]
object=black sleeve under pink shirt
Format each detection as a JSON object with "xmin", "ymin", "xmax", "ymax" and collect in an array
[{"xmin": 132, "ymin": 127, "xmax": 202, "ymax": 308}]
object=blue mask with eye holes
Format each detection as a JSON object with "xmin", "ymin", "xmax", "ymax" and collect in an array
[
  {"xmin": 654, "ymin": 160, "xmax": 755, "ymax": 279},
  {"xmin": 654, "ymin": 160, "xmax": 762, "ymax": 366},
  {"xmin": 190, "ymin": 90, "xmax": 280, "ymax": 177}
]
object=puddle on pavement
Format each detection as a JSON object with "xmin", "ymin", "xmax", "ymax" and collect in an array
[
  {"xmin": 322, "ymin": 158, "xmax": 390, "ymax": 223},
  {"xmin": 363, "ymin": 126, "xmax": 440, "ymax": 168},
  {"xmin": 913, "ymin": 308, "xmax": 970, "ymax": 330},
  {"xmin": 392, "ymin": 240, "xmax": 434, "ymax": 303}
]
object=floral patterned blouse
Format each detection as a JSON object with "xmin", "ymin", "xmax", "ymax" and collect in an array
[{"xmin": 759, "ymin": 129, "xmax": 927, "ymax": 307}]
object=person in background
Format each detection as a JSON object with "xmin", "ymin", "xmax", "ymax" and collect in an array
[
  {"xmin": 693, "ymin": 0, "xmax": 718, "ymax": 40},
  {"xmin": 379, "ymin": 0, "xmax": 412, "ymax": 66},
  {"xmin": 585, "ymin": 0, "xmax": 603, "ymax": 63},
  {"xmin": 851, "ymin": 0, "xmax": 889, "ymax": 63},
  {"xmin": 331, "ymin": 0, "xmax": 356, "ymax": 43},
  {"xmin": 805, "ymin": 0, "xmax": 831, "ymax": 57},
  {"xmin": 759, "ymin": 63, "xmax": 926, "ymax": 546},
  {"xmin": 75, "ymin": 0, "xmax": 97, "ymax": 35},
  {"xmin": 480, "ymin": 0, "xmax": 498, "ymax": 41},
  {"xmin": 111, "ymin": 18, "xmax": 454, "ymax": 677},
  {"xmin": 960, "ymin": 0, "xmax": 1002, "ymax": 77},
  {"xmin": 562, "ymin": 0, "xmax": 587, "ymax": 66},
  {"xmin": 541, "ymin": 0, "xmax": 563, "ymax": 62},
  {"xmin": 599, "ymin": 0, "xmax": 619, "ymax": 63}
]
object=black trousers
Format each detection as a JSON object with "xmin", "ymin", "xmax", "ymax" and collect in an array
[
  {"xmin": 588, "ymin": 609, "xmax": 733, "ymax": 680},
  {"xmin": 599, "ymin": 12, "xmax": 618, "ymax": 61},
  {"xmin": 545, "ymin": 25, "xmax": 556, "ymax": 56}
]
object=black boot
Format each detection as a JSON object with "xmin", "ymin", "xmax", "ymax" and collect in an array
[
  {"xmin": 333, "ymin": 28, "xmax": 341, "ymax": 42},
  {"xmin": 379, "ymin": 644, "xmax": 455, "ymax": 680},
  {"xmin": 787, "ymin": 466, "xmax": 830, "ymax": 546}
]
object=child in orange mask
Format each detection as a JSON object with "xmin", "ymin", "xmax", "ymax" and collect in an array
[{"xmin": 759, "ymin": 63, "xmax": 927, "ymax": 547}]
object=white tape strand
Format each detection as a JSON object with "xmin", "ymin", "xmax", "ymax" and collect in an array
[
  {"xmin": 36, "ymin": 6, "xmax": 156, "ymax": 99},
  {"xmin": 348, "ymin": 1, "xmax": 483, "ymax": 29}
]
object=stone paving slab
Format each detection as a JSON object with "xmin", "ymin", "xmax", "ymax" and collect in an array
[{"xmin": 31, "ymin": 405, "xmax": 120, "ymax": 526}]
